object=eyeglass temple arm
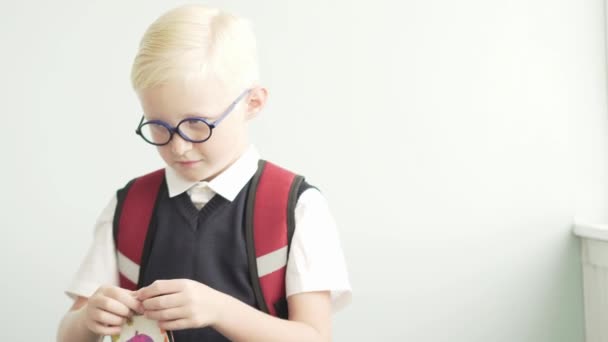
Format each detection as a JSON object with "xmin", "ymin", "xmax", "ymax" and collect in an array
[
  {"xmin": 212, "ymin": 89, "xmax": 252, "ymax": 127},
  {"xmin": 135, "ymin": 116, "xmax": 145, "ymax": 134}
]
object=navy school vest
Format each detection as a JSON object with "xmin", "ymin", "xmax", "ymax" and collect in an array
[{"xmin": 113, "ymin": 160, "xmax": 312, "ymax": 342}]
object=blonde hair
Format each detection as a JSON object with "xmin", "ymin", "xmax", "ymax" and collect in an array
[{"xmin": 131, "ymin": 4, "xmax": 259, "ymax": 91}]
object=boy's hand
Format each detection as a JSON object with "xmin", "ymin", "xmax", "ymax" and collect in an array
[
  {"xmin": 84, "ymin": 285, "xmax": 144, "ymax": 336},
  {"xmin": 136, "ymin": 279, "xmax": 226, "ymax": 331}
]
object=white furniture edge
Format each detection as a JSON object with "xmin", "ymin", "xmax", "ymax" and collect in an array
[{"xmin": 574, "ymin": 222, "xmax": 608, "ymax": 241}]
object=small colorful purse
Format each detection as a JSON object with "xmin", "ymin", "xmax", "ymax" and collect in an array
[{"xmin": 111, "ymin": 315, "xmax": 174, "ymax": 342}]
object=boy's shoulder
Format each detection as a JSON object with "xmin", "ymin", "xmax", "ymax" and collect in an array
[
  {"xmin": 113, "ymin": 168, "xmax": 164, "ymax": 198},
  {"xmin": 254, "ymin": 160, "xmax": 317, "ymax": 193}
]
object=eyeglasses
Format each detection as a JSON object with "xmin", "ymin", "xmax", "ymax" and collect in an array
[{"xmin": 135, "ymin": 89, "xmax": 251, "ymax": 146}]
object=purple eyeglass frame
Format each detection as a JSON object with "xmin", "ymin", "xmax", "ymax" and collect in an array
[{"xmin": 135, "ymin": 88, "xmax": 251, "ymax": 146}]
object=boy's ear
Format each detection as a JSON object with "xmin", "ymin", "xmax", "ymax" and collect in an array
[{"xmin": 245, "ymin": 86, "xmax": 268, "ymax": 120}]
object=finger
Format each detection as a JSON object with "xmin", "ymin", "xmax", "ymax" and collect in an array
[
  {"xmin": 105, "ymin": 288, "xmax": 144, "ymax": 314},
  {"xmin": 93, "ymin": 296, "xmax": 133, "ymax": 318},
  {"xmin": 142, "ymin": 292, "xmax": 186, "ymax": 311},
  {"xmin": 137, "ymin": 279, "xmax": 183, "ymax": 300},
  {"xmin": 87, "ymin": 320, "xmax": 122, "ymax": 336},
  {"xmin": 90, "ymin": 309, "xmax": 126, "ymax": 326},
  {"xmin": 145, "ymin": 307, "xmax": 187, "ymax": 322},
  {"xmin": 158, "ymin": 318, "xmax": 198, "ymax": 331}
]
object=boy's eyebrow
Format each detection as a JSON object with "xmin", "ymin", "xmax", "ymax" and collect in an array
[
  {"xmin": 183, "ymin": 112, "xmax": 212, "ymax": 118},
  {"xmin": 181, "ymin": 112, "xmax": 220, "ymax": 122},
  {"xmin": 145, "ymin": 111, "xmax": 213, "ymax": 122}
]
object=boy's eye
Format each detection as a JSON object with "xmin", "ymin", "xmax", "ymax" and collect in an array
[
  {"xmin": 179, "ymin": 119, "xmax": 212, "ymax": 140},
  {"xmin": 183, "ymin": 119, "xmax": 209, "ymax": 130},
  {"xmin": 138, "ymin": 122, "xmax": 172, "ymax": 145}
]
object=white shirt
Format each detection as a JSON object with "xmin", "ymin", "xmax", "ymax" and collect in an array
[{"xmin": 66, "ymin": 146, "xmax": 352, "ymax": 312}]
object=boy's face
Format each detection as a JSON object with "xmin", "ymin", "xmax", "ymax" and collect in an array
[{"xmin": 137, "ymin": 77, "xmax": 266, "ymax": 182}]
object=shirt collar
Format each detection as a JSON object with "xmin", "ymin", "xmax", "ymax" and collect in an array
[{"xmin": 165, "ymin": 145, "xmax": 260, "ymax": 201}]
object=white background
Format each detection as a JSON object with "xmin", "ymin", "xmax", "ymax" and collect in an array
[{"xmin": 2, "ymin": 0, "xmax": 608, "ymax": 341}]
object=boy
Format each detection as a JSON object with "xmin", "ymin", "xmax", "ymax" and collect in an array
[{"xmin": 57, "ymin": 4, "xmax": 351, "ymax": 342}]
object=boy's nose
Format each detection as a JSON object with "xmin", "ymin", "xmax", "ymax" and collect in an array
[{"xmin": 169, "ymin": 134, "xmax": 193, "ymax": 155}]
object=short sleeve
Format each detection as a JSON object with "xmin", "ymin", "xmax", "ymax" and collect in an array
[
  {"xmin": 286, "ymin": 188, "xmax": 352, "ymax": 312},
  {"xmin": 65, "ymin": 194, "xmax": 119, "ymax": 299}
]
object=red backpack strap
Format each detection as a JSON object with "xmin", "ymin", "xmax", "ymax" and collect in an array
[
  {"xmin": 245, "ymin": 160, "xmax": 304, "ymax": 318},
  {"xmin": 115, "ymin": 169, "xmax": 165, "ymax": 290}
]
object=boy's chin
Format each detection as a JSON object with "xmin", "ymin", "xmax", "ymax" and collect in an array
[{"xmin": 173, "ymin": 162, "xmax": 219, "ymax": 182}]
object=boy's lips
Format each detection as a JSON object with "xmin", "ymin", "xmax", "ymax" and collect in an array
[{"xmin": 176, "ymin": 160, "xmax": 201, "ymax": 167}]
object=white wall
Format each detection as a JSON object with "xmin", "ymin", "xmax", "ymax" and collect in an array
[{"xmin": 1, "ymin": 0, "xmax": 606, "ymax": 341}]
